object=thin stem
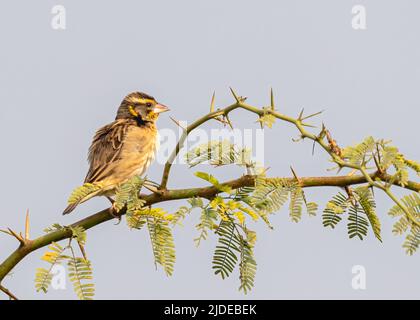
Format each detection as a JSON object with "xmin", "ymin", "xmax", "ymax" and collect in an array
[
  {"xmin": 1, "ymin": 171, "xmax": 419, "ymax": 286},
  {"xmin": 384, "ymin": 188, "xmax": 420, "ymax": 227},
  {"xmin": 231, "ymin": 101, "xmax": 420, "ymax": 227},
  {"xmin": 160, "ymin": 103, "xmax": 240, "ymax": 189}
]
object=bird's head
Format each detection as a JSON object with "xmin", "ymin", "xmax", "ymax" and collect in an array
[{"xmin": 116, "ymin": 92, "xmax": 169, "ymax": 123}]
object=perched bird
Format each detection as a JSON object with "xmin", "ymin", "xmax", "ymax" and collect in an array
[{"xmin": 63, "ymin": 92, "xmax": 169, "ymax": 215}]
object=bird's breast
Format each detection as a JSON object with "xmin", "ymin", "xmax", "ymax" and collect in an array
[{"xmin": 121, "ymin": 125, "xmax": 159, "ymax": 177}]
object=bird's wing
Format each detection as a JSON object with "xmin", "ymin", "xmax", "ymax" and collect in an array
[{"xmin": 84, "ymin": 119, "xmax": 133, "ymax": 183}]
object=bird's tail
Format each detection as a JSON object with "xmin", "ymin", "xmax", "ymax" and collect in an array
[
  {"xmin": 63, "ymin": 201, "xmax": 81, "ymax": 215},
  {"xmin": 62, "ymin": 183, "xmax": 103, "ymax": 215}
]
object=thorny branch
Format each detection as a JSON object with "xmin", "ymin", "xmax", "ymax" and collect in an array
[{"xmin": 1, "ymin": 89, "xmax": 419, "ymax": 299}]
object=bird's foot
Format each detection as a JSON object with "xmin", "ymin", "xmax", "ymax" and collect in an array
[
  {"xmin": 143, "ymin": 181, "xmax": 167, "ymax": 196},
  {"xmin": 155, "ymin": 187, "xmax": 167, "ymax": 196},
  {"xmin": 109, "ymin": 203, "xmax": 122, "ymax": 224},
  {"xmin": 106, "ymin": 196, "xmax": 115, "ymax": 205}
]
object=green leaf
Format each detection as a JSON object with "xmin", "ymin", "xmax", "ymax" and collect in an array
[
  {"xmin": 147, "ymin": 218, "xmax": 176, "ymax": 276},
  {"xmin": 388, "ymin": 193, "xmax": 420, "ymax": 218},
  {"xmin": 114, "ymin": 176, "xmax": 145, "ymax": 213},
  {"xmin": 257, "ymin": 108, "xmax": 276, "ymax": 128},
  {"xmin": 342, "ymin": 136, "xmax": 376, "ymax": 166},
  {"xmin": 403, "ymin": 226, "xmax": 420, "ymax": 256},
  {"xmin": 194, "ymin": 171, "xmax": 232, "ymax": 193},
  {"xmin": 404, "ymin": 158, "xmax": 420, "ymax": 176},
  {"xmin": 188, "ymin": 197, "xmax": 205, "ymax": 209},
  {"xmin": 68, "ymin": 255, "xmax": 95, "ymax": 300},
  {"xmin": 35, "ymin": 242, "xmax": 68, "ymax": 294},
  {"xmin": 354, "ymin": 186, "xmax": 382, "ymax": 242},
  {"xmin": 387, "ymin": 192, "xmax": 420, "ymax": 254},
  {"xmin": 393, "ymin": 216, "xmax": 410, "ymax": 236},
  {"xmin": 194, "ymin": 207, "xmax": 218, "ymax": 246},
  {"xmin": 43, "ymin": 223, "xmax": 64, "ymax": 233},
  {"xmin": 306, "ymin": 202, "xmax": 318, "ymax": 216},
  {"xmin": 185, "ymin": 140, "xmax": 253, "ymax": 168},
  {"xmin": 69, "ymin": 226, "xmax": 87, "ymax": 246},
  {"xmin": 212, "ymin": 221, "xmax": 240, "ymax": 279},
  {"xmin": 170, "ymin": 206, "xmax": 191, "ymax": 227},
  {"xmin": 289, "ymin": 186, "xmax": 304, "ymax": 223},
  {"xmin": 250, "ymin": 177, "xmax": 294, "ymax": 214},
  {"xmin": 347, "ymin": 203, "xmax": 369, "ymax": 240},
  {"xmin": 322, "ymin": 192, "xmax": 349, "ymax": 229},
  {"xmin": 238, "ymin": 237, "xmax": 257, "ymax": 294},
  {"xmin": 126, "ymin": 211, "xmax": 147, "ymax": 230}
]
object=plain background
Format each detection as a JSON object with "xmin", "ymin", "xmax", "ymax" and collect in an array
[{"xmin": 1, "ymin": 0, "xmax": 419, "ymax": 299}]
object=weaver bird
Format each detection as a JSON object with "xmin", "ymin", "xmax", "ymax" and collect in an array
[{"xmin": 63, "ymin": 92, "xmax": 169, "ymax": 215}]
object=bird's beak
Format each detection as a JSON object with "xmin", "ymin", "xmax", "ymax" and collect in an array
[{"xmin": 153, "ymin": 103, "xmax": 170, "ymax": 114}]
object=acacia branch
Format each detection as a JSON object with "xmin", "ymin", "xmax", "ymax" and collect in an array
[
  {"xmin": 2, "ymin": 89, "xmax": 420, "ymax": 299},
  {"xmin": 1, "ymin": 172, "xmax": 419, "ymax": 290},
  {"xmin": 160, "ymin": 90, "xmax": 420, "ymax": 228},
  {"xmin": 160, "ymin": 102, "xmax": 240, "ymax": 189}
]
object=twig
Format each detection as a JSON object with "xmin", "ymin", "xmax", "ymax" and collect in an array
[
  {"xmin": 0, "ymin": 284, "xmax": 18, "ymax": 300},
  {"xmin": 169, "ymin": 116, "xmax": 187, "ymax": 131},
  {"xmin": 159, "ymin": 102, "xmax": 240, "ymax": 189},
  {"xmin": 1, "ymin": 89, "xmax": 420, "ymax": 297},
  {"xmin": 1, "ymin": 170, "xmax": 419, "ymax": 285},
  {"xmin": 7, "ymin": 228, "xmax": 25, "ymax": 246},
  {"xmin": 25, "ymin": 210, "xmax": 30, "ymax": 241}
]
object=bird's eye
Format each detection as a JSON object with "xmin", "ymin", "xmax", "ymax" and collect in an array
[{"xmin": 146, "ymin": 102, "xmax": 152, "ymax": 108}]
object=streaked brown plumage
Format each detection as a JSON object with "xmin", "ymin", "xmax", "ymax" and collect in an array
[{"xmin": 63, "ymin": 92, "xmax": 169, "ymax": 215}]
